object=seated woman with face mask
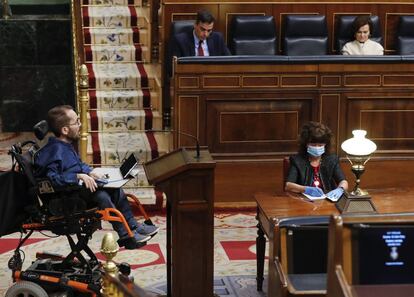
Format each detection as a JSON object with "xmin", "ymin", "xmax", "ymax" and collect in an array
[{"xmin": 285, "ymin": 121, "xmax": 348, "ymax": 200}]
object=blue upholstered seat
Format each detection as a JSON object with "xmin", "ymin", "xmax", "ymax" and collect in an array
[
  {"xmin": 229, "ymin": 15, "xmax": 277, "ymax": 55},
  {"xmin": 283, "ymin": 15, "xmax": 328, "ymax": 55},
  {"xmin": 397, "ymin": 16, "xmax": 414, "ymax": 55}
]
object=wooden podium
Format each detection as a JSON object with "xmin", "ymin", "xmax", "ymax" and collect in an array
[{"xmin": 143, "ymin": 147, "xmax": 216, "ymax": 297}]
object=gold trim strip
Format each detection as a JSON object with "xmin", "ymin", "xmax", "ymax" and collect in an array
[
  {"xmin": 321, "ymin": 75, "xmax": 341, "ymax": 87},
  {"xmin": 242, "ymin": 75, "xmax": 279, "ymax": 88},
  {"xmin": 178, "ymin": 76, "xmax": 200, "ymax": 88},
  {"xmin": 203, "ymin": 75, "xmax": 241, "ymax": 88},
  {"xmin": 280, "ymin": 75, "xmax": 318, "ymax": 88},
  {"xmin": 343, "ymin": 74, "xmax": 381, "ymax": 87}
]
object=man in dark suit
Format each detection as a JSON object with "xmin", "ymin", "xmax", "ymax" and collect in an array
[{"xmin": 170, "ymin": 10, "xmax": 231, "ymax": 57}]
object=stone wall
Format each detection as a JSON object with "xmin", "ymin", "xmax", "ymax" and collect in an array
[{"xmin": 0, "ymin": 3, "xmax": 73, "ymax": 131}]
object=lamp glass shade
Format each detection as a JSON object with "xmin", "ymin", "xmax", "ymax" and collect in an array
[{"xmin": 341, "ymin": 130, "xmax": 377, "ymax": 156}]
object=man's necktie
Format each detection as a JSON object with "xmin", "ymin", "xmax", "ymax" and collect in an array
[{"xmin": 197, "ymin": 40, "xmax": 204, "ymax": 56}]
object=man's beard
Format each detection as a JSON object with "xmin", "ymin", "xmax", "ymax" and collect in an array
[
  {"xmin": 69, "ymin": 137, "xmax": 79, "ymax": 148},
  {"xmin": 67, "ymin": 130, "xmax": 80, "ymax": 143}
]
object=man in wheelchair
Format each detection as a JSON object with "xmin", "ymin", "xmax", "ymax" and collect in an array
[
  {"xmin": 2, "ymin": 105, "xmax": 159, "ymax": 296},
  {"xmin": 34, "ymin": 105, "xmax": 159, "ymax": 246}
]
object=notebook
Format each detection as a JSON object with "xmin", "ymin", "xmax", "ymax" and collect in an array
[{"xmin": 92, "ymin": 153, "xmax": 138, "ymax": 188}]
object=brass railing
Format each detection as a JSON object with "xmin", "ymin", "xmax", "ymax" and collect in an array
[
  {"xmin": 78, "ymin": 64, "xmax": 89, "ymax": 161},
  {"xmin": 71, "ymin": 0, "xmax": 88, "ymax": 160},
  {"xmin": 1, "ymin": 0, "xmax": 12, "ymax": 19},
  {"xmin": 100, "ymin": 233, "xmax": 152, "ymax": 297}
]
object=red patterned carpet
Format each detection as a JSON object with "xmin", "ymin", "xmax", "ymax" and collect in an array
[{"xmin": 0, "ymin": 212, "xmax": 268, "ymax": 296}]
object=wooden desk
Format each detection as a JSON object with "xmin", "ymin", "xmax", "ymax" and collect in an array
[{"xmin": 254, "ymin": 188, "xmax": 414, "ymax": 293}]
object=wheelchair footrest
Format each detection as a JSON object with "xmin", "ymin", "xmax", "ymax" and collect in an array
[{"xmin": 117, "ymin": 237, "xmax": 147, "ymax": 250}]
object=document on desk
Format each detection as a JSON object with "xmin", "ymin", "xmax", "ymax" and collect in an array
[{"xmin": 302, "ymin": 193, "xmax": 327, "ymax": 201}]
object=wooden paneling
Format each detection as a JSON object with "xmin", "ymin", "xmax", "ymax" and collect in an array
[
  {"xmin": 344, "ymin": 75, "xmax": 381, "ymax": 87},
  {"xmin": 280, "ymin": 75, "xmax": 318, "ymax": 88},
  {"xmin": 163, "ymin": 0, "xmax": 414, "ymax": 202},
  {"xmin": 178, "ymin": 76, "xmax": 199, "ymax": 88},
  {"xmin": 215, "ymin": 161, "xmax": 280, "ymax": 202},
  {"xmin": 321, "ymin": 75, "xmax": 341, "ymax": 87},
  {"xmin": 203, "ymin": 75, "xmax": 240, "ymax": 88},
  {"xmin": 383, "ymin": 10, "xmax": 414, "ymax": 53},
  {"xmin": 345, "ymin": 93, "xmax": 414, "ymax": 154},
  {"xmin": 215, "ymin": 159, "xmax": 414, "ymax": 202},
  {"xmin": 174, "ymin": 63, "xmax": 414, "ymax": 157},
  {"xmin": 205, "ymin": 95, "xmax": 313, "ymax": 155},
  {"xmin": 320, "ymin": 94, "xmax": 341, "ymax": 152},
  {"xmin": 242, "ymin": 75, "xmax": 279, "ymax": 88},
  {"xmin": 173, "ymin": 59, "xmax": 414, "ymax": 202},
  {"xmin": 383, "ymin": 75, "xmax": 414, "ymax": 87},
  {"xmin": 177, "ymin": 95, "xmax": 199, "ymax": 146}
]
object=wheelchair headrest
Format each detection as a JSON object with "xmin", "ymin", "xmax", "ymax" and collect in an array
[{"xmin": 34, "ymin": 120, "xmax": 49, "ymax": 141}]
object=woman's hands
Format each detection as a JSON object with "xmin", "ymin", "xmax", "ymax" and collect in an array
[
  {"xmin": 326, "ymin": 187, "xmax": 344, "ymax": 201},
  {"xmin": 304, "ymin": 186, "xmax": 324, "ymax": 197}
]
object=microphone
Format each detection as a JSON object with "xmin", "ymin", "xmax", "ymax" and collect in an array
[
  {"xmin": 148, "ymin": 129, "xmax": 200, "ymax": 159},
  {"xmin": 176, "ymin": 131, "xmax": 200, "ymax": 159}
]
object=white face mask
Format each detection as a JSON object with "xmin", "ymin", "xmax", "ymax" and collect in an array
[{"xmin": 307, "ymin": 145, "xmax": 325, "ymax": 157}]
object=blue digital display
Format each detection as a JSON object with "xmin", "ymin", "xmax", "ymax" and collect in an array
[{"xmin": 352, "ymin": 226, "xmax": 414, "ymax": 284}]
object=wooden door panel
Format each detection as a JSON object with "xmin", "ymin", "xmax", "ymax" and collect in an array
[{"xmin": 205, "ymin": 97, "xmax": 315, "ymax": 155}]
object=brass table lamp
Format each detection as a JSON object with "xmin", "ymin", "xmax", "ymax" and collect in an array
[{"xmin": 337, "ymin": 130, "xmax": 377, "ymax": 213}]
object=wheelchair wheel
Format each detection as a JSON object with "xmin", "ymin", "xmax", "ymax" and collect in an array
[{"xmin": 5, "ymin": 281, "xmax": 48, "ymax": 297}]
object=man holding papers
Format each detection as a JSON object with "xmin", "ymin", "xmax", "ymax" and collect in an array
[
  {"xmin": 34, "ymin": 105, "xmax": 158, "ymax": 248},
  {"xmin": 285, "ymin": 122, "xmax": 348, "ymax": 201}
]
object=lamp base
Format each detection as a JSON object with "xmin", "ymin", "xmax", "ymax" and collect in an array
[
  {"xmin": 349, "ymin": 187, "xmax": 370, "ymax": 198},
  {"xmin": 335, "ymin": 192, "xmax": 377, "ymax": 214}
]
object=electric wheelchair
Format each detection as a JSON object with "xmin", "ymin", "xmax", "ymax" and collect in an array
[{"xmin": 2, "ymin": 120, "xmax": 155, "ymax": 297}]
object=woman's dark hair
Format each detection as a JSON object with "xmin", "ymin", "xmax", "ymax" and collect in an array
[
  {"xmin": 47, "ymin": 105, "xmax": 74, "ymax": 137},
  {"xmin": 352, "ymin": 15, "xmax": 373, "ymax": 36},
  {"xmin": 196, "ymin": 9, "xmax": 215, "ymax": 24},
  {"xmin": 298, "ymin": 121, "xmax": 333, "ymax": 156}
]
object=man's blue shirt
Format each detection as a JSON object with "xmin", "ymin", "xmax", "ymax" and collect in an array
[{"xmin": 34, "ymin": 137, "xmax": 92, "ymax": 187}]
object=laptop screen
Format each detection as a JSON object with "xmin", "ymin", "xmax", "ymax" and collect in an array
[{"xmin": 120, "ymin": 154, "xmax": 138, "ymax": 178}]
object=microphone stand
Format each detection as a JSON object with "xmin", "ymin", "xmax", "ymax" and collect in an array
[
  {"xmin": 176, "ymin": 131, "xmax": 200, "ymax": 160},
  {"xmin": 148, "ymin": 129, "xmax": 201, "ymax": 159}
]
